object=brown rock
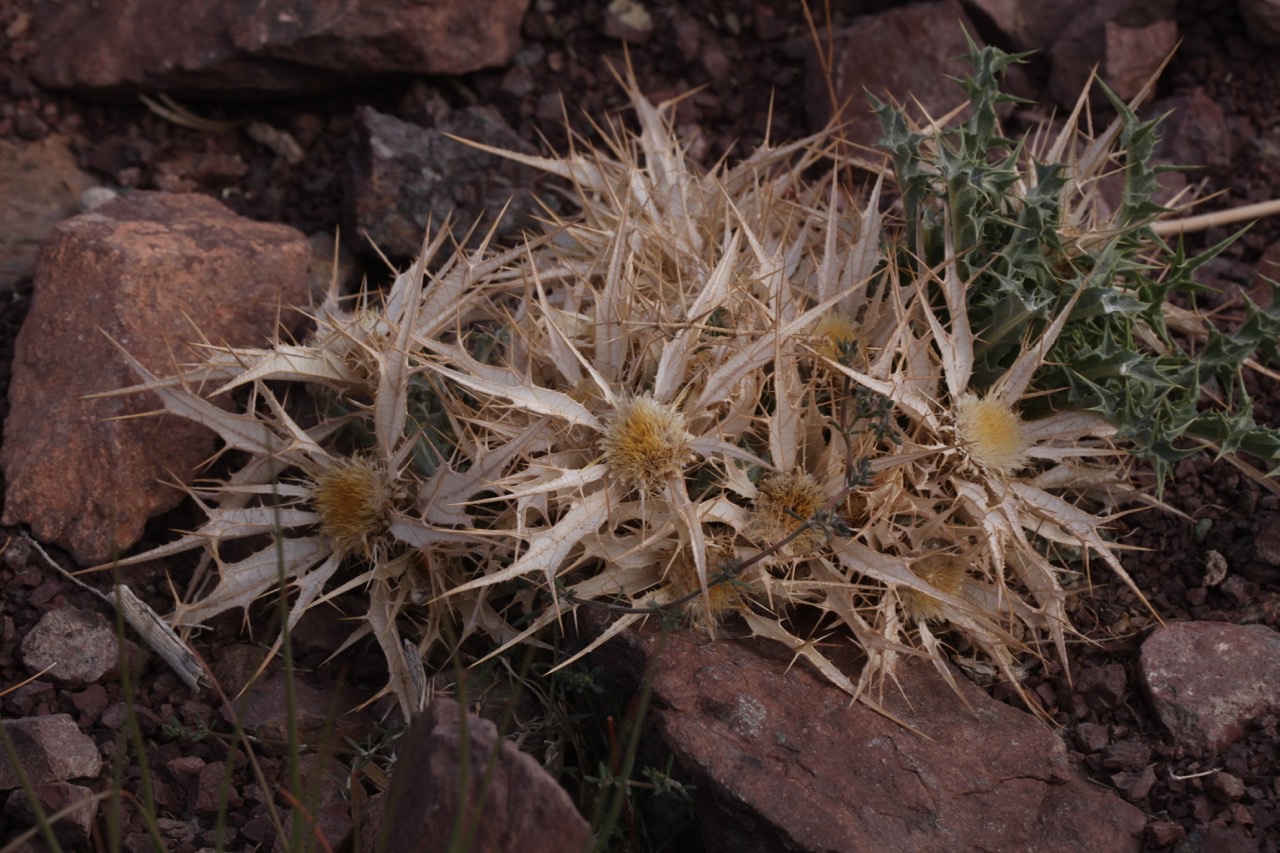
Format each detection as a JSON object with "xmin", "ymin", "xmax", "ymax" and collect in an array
[
  {"xmin": 219, "ymin": 668, "xmax": 373, "ymax": 751},
  {"xmin": 3, "ymin": 782, "xmax": 97, "ymax": 847},
  {"xmin": 0, "ymin": 135, "xmax": 99, "ymax": 291},
  {"xmin": 1140, "ymin": 621, "xmax": 1280, "ymax": 753},
  {"xmin": 1103, "ymin": 18, "xmax": 1180, "ymax": 101},
  {"xmin": 0, "ymin": 714, "xmax": 103, "ymax": 789},
  {"xmin": 0, "ymin": 192, "xmax": 311, "ymax": 565},
  {"xmin": 31, "ymin": 0, "xmax": 530, "ymax": 94},
  {"xmin": 1047, "ymin": 1, "xmax": 1177, "ymax": 108},
  {"xmin": 347, "ymin": 105, "xmax": 539, "ymax": 258},
  {"xmin": 588, "ymin": 620, "xmax": 1147, "ymax": 853},
  {"xmin": 1240, "ymin": 0, "xmax": 1280, "ymax": 48},
  {"xmin": 368, "ymin": 697, "xmax": 592, "ymax": 853},
  {"xmin": 277, "ymin": 754, "xmax": 353, "ymax": 852},
  {"xmin": 805, "ymin": 1, "xmax": 989, "ymax": 148},
  {"xmin": 19, "ymin": 607, "xmax": 120, "ymax": 686}
]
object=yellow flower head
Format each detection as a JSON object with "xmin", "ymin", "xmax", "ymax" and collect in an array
[
  {"xmin": 601, "ymin": 394, "xmax": 693, "ymax": 490},
  {"xmin": 898, "ymin": 554, "xmax": 970, "ymax": 623},
  {"xmin": 954, "ymin": 393, "xmax": 1029, "ymax": 475},
  {"xmin": 312, "ymin": 456, "xmax": 392, "ymax": 558},
  {"xmin": 748, "ymin": 470, "xmax": 827, "ymax": 556}
]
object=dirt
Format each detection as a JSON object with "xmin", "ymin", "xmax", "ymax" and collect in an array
[{"xmin": 0, "ymin": 0, "xmax": 1278, "ymax": 850}]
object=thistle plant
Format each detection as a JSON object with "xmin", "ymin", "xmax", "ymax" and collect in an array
[{"xmin": 106, "ymin": 46, "xmax": 1279, "ymax": 721}]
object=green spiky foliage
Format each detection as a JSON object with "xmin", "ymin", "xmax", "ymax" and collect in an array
[{"xmin": 876, "ymin": 38, "xmax": 1280, "ymax": 485}]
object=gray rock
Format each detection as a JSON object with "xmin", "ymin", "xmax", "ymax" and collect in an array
[
  {"xmin": 347, "ymin": 105, "xmax": 539, "ymax": 258},
  {"xmin": 587, "ymin": 618, "xmax": 1147, "ymax": 853},
  {"xmin": 31, "ymin": 0, "xmax": 531, "ymax": 94},
  {"xmin": 0, "ymin": 715, "xmax": 102, "ymax": 789},
  {"xmin": 0, "ymin": 192, "xmax": 311, "ymax": 565},
  {"xmin": 20, "ymin": 608, "xmax": 120, "ymax": 686},
  {"xmin": 1140, "ymin": 621, "xmax": 1280, "ymax": 753}
]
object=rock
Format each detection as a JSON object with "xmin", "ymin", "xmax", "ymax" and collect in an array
[
  {"xmin": 603, "ymin": 0, "xmax": 655, "ymax": 44},
  {"xmin": 0, "ymin": 135, "xmax": 99, "ymax": 291},
  {"xmin": 1048, "ymin": 2, "xmax": 1178, "ymax": 108},
  {"xmin": 366, "ymin": 697, "xmax": 592, "ymax": 853},
  {"xmin": 805, "ymin": 0, "xmax": 988, "ymax": 148},
  {"xmin": 3, "ymin": 782, "xmax": 97, "ymax": 847},
  {"xmin": 195, "ymin": 761, "xmax": 241, "ymax": 814},
  {"xmin": 19, "ymin": 607, "xmax": 120, "ymax": 685},
  {"xmin": 586, "ymin": 618, "xmax": 1147, "ymax": 852},
  {"xmin": 1153, "ymin": 90, "xmax": 1233, "ymax": 169},
  {"xmin": 31, "ymin": 0, "xmax": 531, "ymax": 94},
  {"xmin": 0, "ymin": 715, "xmax": 102, "ymax": 789},
  {"xmin": 218, "ymin": 667, "xmax": 373, "ymax": 751},
  {"xmin": 347, "ymin": 105, "xmax": 539, "ymax": 258},
  {"xmin": 1240, "ymin": 0, "xmax": 1280, "ymax": 48},
  {"xmin": 1140, "ymin": 621, "xmax": 1280, "ymax": 753},
  {"xmin": 1078, "ymin": 662, "xmax": 1128, "ymax": 711},
  {"xmin": 965, "ymin": 0, "xmax": 1086, "ymax": 53},
  {"xmin": 277, "ymin": 754, "xmax": 353, "ymax": 852},
  {"xmin": 1101, "ymin": 18, "xmax": 1180, "ymax": 99},
  {"xmin": 0, "ymin": 192, "xmax": 311, "ymax": 566}
]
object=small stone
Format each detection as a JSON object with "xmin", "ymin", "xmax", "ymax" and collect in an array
[
  {"xmin": 1074, "ymin": 722, "xmax": 1110, "ymax": 754},
  {"xmin": 1102, "ymin": 740, "xmax": 1152, "ymax": 772},
  {"xmin": 1110, "ymin": 764, "xmax": 1157, "ymax": 802},
  {"xmin": 1078, "ymin": 662, "xmax": 1128, "ymax": 711},
  {"xmin": 195, "ymin": 761, "xmax": 241, "ymax": 814},
  {"xmin": 166, "ymin": 755, "xmax": 206, "ymax": 778},
  {"xmin": 1141, "ymin": 621, "xmax": 1280, "ymax": 753},
  {"xmin": 69, "ymin": 684, "xmax": 110, "ymax": 722},
  {"xmin": 20, "ymin": 608, "xmax": 120, "ymax": 685},
  {"xmin": 4, "ymin": 782, "xmax": 96, "ymax": 847},
  {"xmin": 0, "ymin": 715, "xmax": 103, "ymax": 789},
  {"xmin": 1209, "ymin": 771, "xmax": 1247, "ymax": 803}
]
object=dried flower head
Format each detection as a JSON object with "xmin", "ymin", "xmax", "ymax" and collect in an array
[
  {"xmin": 749, "ymin": 470, "xmax": 827, "ymax": 556},
  {"xmin": 311, "ymin": 456, "xmax": 393, "ymax": 558},
  {"xmin": 809, "ymin": 311, "xmax": 859, "ymax": 364},
  {"xmin": 954, "ymin": 393, "xmax": 1029, "ymax": 475},
  {"xmin": 898, "ymin": 554, "xmax": 970, "ymax": 623},
  {"xmin": 601, "ymin": 394, "xmax": 692, "ymax": 490}
]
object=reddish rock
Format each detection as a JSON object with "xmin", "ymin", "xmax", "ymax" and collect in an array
[
  {"xmin": 195, "ymin": 761, "xmax": 241, "ymax": 814},
  {"xmin": 278, "ymin": 754, "xmax": 353, "ymax": 852},
  {"xmin": 805, "ymin": 0, "xmax": 987, "ymax": 148},
  {"xmin": 31, "ymin": 0, "xmax": 530, "ymax": 94},
  {"xmin": 0, "ymin": 135, "xmax": 98, "ymax": 291},
  {"xmin": 19, "ymin": 607, "xmax": 120, "ymax": 685},
  {"xmin": 366, "ymin": 697, "xmax": 592, "ymax": 853},
  {"xmin": 219, "ymin": 668, "xmax": 373, "ymax": 750},
  {"xmin": 1048, "ymin": 2, "xmax": 1178, "ymax": 108},
  {"xmin": 588, "ymin": 620, "xmax": 1147, "ymax": 853},
  {"xmin": 0, "ymin": 714, "xmax": 102, "ymax": 789},
  {"xmin": 0, "ymin": 192, "xmax": 311, "ymax": 565},
  {"xmin": 3, "ymin": 781, "xmax": 96, "ymax": 847},
  {"xmin": 69, "ymin": 684, "xmax": 110, "ymax": 723},
  {"xmin": 347, "ymin": 105, "xmax": 539, "ymax": 258},
  {"xmin": 1102, "ymin": 19, "xmax": 1179, "ymax": 100},
  {"xmin": 1140, "ymin": 621, "xmax": 1280, "ymax": 753}
]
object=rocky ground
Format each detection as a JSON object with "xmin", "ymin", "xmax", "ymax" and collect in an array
[{"xmin": 1, "ymin": 0, "xmax": 1279, "ymax": 851}]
